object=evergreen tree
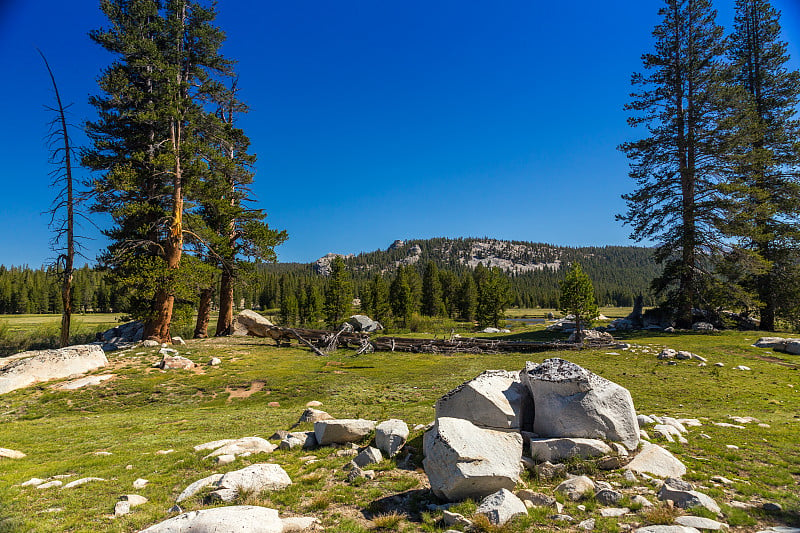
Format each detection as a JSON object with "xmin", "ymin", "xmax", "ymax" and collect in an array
[
  {"xmin": 323, "ymin": 256, "xmax": 352, "ymax": 328},
  {"xmin": 720, "ymin": 0, "xmax": 800, "ymax": 331},
  {"xmin": 476, "ymin": 267, "xmax": 511, "ymax": 328},
  {"xmin": 389, "ymin": 266, "xmax": 414, "ymax": 327},
  {"xmin": 457, "ymin": 272, "xmax": 477, "ymax": 320},
  {"xmin": 305, "ymin": 284, "xmax": 323, "ymax": 326},
  {"xmin": 368, "ymin": 274, "xmax": 391, "ymax": 325},
  {"xmin": 279, "ymin": 275, "xmax": 298, "ymax": 326},
  {"xmin": 619, "ymin": 0, "xmax": 727, "ymax": 327},
  {"xmin": 84, "ymin": 0, "xmax": 234, "ymax": 341},
  {"xmin": 559, "ymin": 262, "xmax": 599, "ymax": 343},
  {"xmin": 421, "ymin": 261, "xmax": 445, "ymax": 316}
]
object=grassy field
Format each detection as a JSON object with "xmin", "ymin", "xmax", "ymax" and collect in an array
[{"xmin": 0, "ymin": 316, "xmax": 799, "ymax": 532}]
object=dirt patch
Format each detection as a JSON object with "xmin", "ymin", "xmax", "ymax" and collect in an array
[
  {"xmin": 750, "ymin": 353, "xmax": 800, "ymax": 368},
  {"xmin": 226, "ymin": 380, "xmax": 266, "ymax": 401}
]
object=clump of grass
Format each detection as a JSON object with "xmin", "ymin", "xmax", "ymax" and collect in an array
[
  {"xmin": 306, "ymin": 494, "xmax": 331, "ymax": 511},
  {"xmin": 642, "ymin": 503, "xmax": 682, "ymax": 525},
  {"xmin": 371, "ymin": 511, "xmax": 404, "ymax": 530}
]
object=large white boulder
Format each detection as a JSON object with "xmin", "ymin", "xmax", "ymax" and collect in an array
[
  {"xmin": 528, "ymin": 437, "xmax": 613, "ymax": 463},
  {"xmin": 231, "ymin": 310, "xmax": 274, "ymax": 337},
  {"xmin": 423, "ymin": 416, "xmax": 523, "ymax": 501},
  {"xmin": 435, "ymin": 370, "xmax": 534, "ymax": 431},
  {"xmin": 0, "ymin": 345, "xmax": 108, "ymax": 394},
  {"xmin": 625, "ymin": 442, "xmax": 687, "ymax": 478},
  {"xmin": 216, "ymin": 464, "xmax": 292, "ymax": 494},
  {"xmin": 202, "ymin": 437, "xmax": 276, "ymax": 459},
  {"xmin": 139, "ymin": 505, "xmax": 283, "ymax": 533},
  {"xmin": 375, "ymin": 419, "xmax": 409, "ymax": 457},
  {"xmin": 752, "ymin": 337, "xmax": 789, "ymax": 349},
  {"xmin": 314, "ymin": 419, "xmax": 375, "ymax": 445},
  {"xmin": 521, "ymin": 358, "xmax": 639, "ymax": 450}
]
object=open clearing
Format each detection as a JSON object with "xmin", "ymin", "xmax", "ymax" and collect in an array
[{"xmin": 0, "ymin": 324, "xmax": 799, "ymax": 532}]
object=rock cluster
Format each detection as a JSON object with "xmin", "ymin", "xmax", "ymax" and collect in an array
[
  {"xmin": 423, "ymin": 358, "xmax": 640, "ymax": 502},
  {"xmin": 93, "ymin": 321, "xmax": 144, "ymax": 351}
]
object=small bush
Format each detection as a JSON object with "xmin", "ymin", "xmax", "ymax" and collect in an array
[
  {"xmin": 371, "ymin": 511, "xmax": 404, "ymax": 530},
  {"xmin": 642, "ymin": 503, "xmax": 681, "ymax": 525}
]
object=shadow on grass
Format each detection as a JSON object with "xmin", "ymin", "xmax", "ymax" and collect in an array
[{"xmin": 361, "ymin": 489, "xmax": 431, "ymax": 521}]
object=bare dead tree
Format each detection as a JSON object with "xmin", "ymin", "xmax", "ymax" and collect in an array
[{"xmin": 39, "ymin": 49, "xmax": 79, "ymax": 348}]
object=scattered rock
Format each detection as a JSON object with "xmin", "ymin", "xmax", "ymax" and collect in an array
[
  {"xmin": 375, "ymin": 419, "xmax": 409, "ymax": 457},
  {"xmin": 475, "ymin": 488, "xmax": 528, "ymax": 526},
  {"xmin": 528, "ymin": 437, "xmax": 612, "ymax": 463},
  {"xmin": 95, "ymin": 321, "xmax": 144, "ymax": 351},
  {"xmin": 423, "ymin": 416, "xmax": 523, "ymax": 501},
  {"xmin": 37, "ymin": 480, "xmax": 63, "ymax": 489},
  {"xmin": 155, "ymin": 449, "xmax": 174, "ymax": 455},
  {"xmin": 634, "ymin": 527, "xmax": 702, "ymax": 533},
  {"xmin": 58, "ymin": 374, "xmax": 115, "ymax": 390},
  {"xmin": 442, "ymin": 510, "xmax": 472, "ymax": 528},
  {"xmin": 279, "ymin": 432, "xmax": 317, "ymax": 451},
  {"xmin": 625, "ymin": 442, "xmax": 687, "ymax": 478},
  {"xmin": 297, "ymin": 408, "xmax": 334, "ymax": 424},
  {"xmin": 114, "ymin": 501, "xmax": 131, "ymax": 517},
  {"xmin": 120, "ymin": 494, "xmax": 148, "ymax": 507},
  {"xmin": 675, "ymin": 516, "xmax": 728, "ymax": 530},
  {"xmin": 435, "ymin": 370, "xmax": 533, "ymax": 431},
  {"xmin": 0, "ymin": 345, "xmax": 108, "ymax": 394},
  {"xmin": 282, "ymin": 516, "xmax": 321, "ymax": 532},
  {"xmin": 209, "ymin": 357, "xmax": 221, "ymax": 366},
  {"xmin": 734, "ymin": 365, "xmax": 751, "ymax": 371},
  {"xmin": 171, "ymin": 336, "xmax": 186, "ymax": 345},
  {"xmin": 579, "ymin": 518, "xmax": 596, "ymax": 530},
  {"xmin": 194, "ymin": 439, "xmax": 235, "ymax": 451},
  {"xmin": 631, "ymin": 495, "xmax": 652, "ymax": 508},
  {"xmin": 599, "ymin": 507, "xmax": 629, "ymax": 517},
  {"xmin": 20, "ymin": 477, "xmax": 45, "ymax": 487},
  {"xmin": 314, "ymin": 419, "xmax": 376, "ymax": 445},
  {"xmin": 142, "ymin": 339, "xmax": 159, "ymax": 347},
  {"xmin": 653, "ymin": 424, "xmax": 688, "ymax": 444},
  {"xmin": 202, "ymin": 437, "xmax": 276, "ymax": 459},
  {"xmin": 62, "ymin": 477, "xmax": 105, "ymax": 489},
  {"xmin": 515, "ymin": 489, "xmax": 558, "ymax": 508},
  {"xmin": 157, "ymin": 354, "xmax": 195, "ymax": 370},
  {"xmin": 139, "ymin": 505, "xmax": 284, "ymax": 533},
  {"xmin": 521, "ymin": 358, "xmax": 639, "ymax": 450},
  {"xmin": 306, "ymin": 401, "xmax": 323, "ymax": 407},
  {"xmin": 534, "ymin": 460, "xmax": 567, "ymax": 480},
  {"xmin": 762, "ymin": 502, "xmax": 783, "ymax": 512},
  {"xmin": 353, "ymin": 446, "xmax": 383, "ymax": 468},
  {"xmin": 596, "ymin": 489, "xmax": 624, "ymax": 506},
  {"xmin": 0, "ymin": 447, "xmax": 25, "ymax": 459},
  {"xmin": 133, "ymin": 478, "xmax": 148, "ymax": 489},
  {"xmin": 638, "ymin": 415, "xmax": 656, "ymax": 427},
  {"xmin": 215, "ymin": 464, "xmax": 292, "ymax": 495},
  {"xmin": 345, "ymin": 315, "xmax": 383, "ymax": 333},
  {"xmin": 658, "ymin": 478, "xmax": 720, "ymax": 515},
  {"xmin": 692, "ymin": 322, "xmax": 715, "ymax": 332},
  {"xmin": 215, "ymin": 454, "xmax": 236, "ymax": 465},
  {"xmin": 555, "ymin": 475, "xmax": 595, "ymax": 501},
  {"xmin": 231, "ymin": 310, "xmax": 275, "ymax": 337}
]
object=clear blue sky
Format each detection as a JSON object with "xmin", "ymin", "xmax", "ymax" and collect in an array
[{"xmin": 1, "ymin": 0, "xmax": 798, "ymax": 266}]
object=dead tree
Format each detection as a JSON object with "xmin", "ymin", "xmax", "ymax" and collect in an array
[{"xmin": 40, "ymin": 50, "xmax": 80, "ymax": 348}]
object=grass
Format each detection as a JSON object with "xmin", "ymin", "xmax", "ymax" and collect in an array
[
  {"xmin": 0, "ymin": 311, "xmax": 799, "ymax": 531},
  {"xmin": 0, "ymin": 313, "xmax": 123, "ymax": 356}
]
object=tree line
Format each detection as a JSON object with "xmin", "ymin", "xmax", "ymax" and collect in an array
[{"xmin": 620, "ymin": 0, "xmax": 800, "ymax": 330}]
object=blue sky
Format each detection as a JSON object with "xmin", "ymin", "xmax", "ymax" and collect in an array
[{"xmin": 1, "ymin": 0, "xmax": 799, "ymax": 266}]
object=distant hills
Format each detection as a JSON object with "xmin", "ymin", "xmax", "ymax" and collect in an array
[{"xmin": 264, "ymin": 237, "xmax": 660, "ymax": 308}]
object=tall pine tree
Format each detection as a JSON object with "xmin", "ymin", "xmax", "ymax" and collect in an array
[
  {"xmin": 721, "ymin": 0, "xmax": 800, "ymax": 331},
  {"xmin": 619, "ymin": 0, "xmax": 727, "ymax": 327}
]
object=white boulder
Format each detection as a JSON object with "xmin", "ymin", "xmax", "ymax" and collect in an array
[
  {"xmin": 0, "ymin": 447, "xmax": 25, "ymax": 459},
  {"xmin": 435, "ymin": 370, "xmax": 533, "ymax": 431},
  {"xmin": 0, "ymin": 345, "xmax": 108, "ymax": 394},
  {"xmin": 314, "ymin": 419, "xmax": 375, "ymax": 445},
  {"xmin": 202, "ymin": 437, "xmax": 275, "ymax": 459},
  {"xmin": 521, "ymin": 358, "xmax": 639, "ymax": 450},
  {"xmin": 423, "ymin": 417, "xmax": 523, "ymax": 501},
  {"xmin": 139, "ymin": 505, "xmax": 284, "ymax": 533},
  {"xmin": 375, "ymin": 419, "xmax": 409, "ymax": 457},
  {"xmin": 625, "ymin": 442, "xmax": 687, "ymax": 478},
  {"xmin": 232, "ymin": 310, "xmax": 274, "ymax": 337}
]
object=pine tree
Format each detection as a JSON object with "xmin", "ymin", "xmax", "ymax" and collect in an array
[
  {"xmin": 559, "ymin": 262, "xmax": 599, "ymax": 342},
  {"xmin": 389, "ymin": 266, "xmax": 414, "ymax": 327},
  {"xmin": 84, "ymin": 0, "xmax": 234, "ymax": 341},
  {"xmin": 368, "ymin": 274, "xmax": 391, "ymax": 325},
  {"xmin": 457, "ymin": 272, "xmax": 477, "ymax": 321},
  {"xmin": 476, "ymin": 267, "xmax": 511, "ymax": 328},
  {"xmin": 279, "ymin": 275, "xmax": 298, "ymax": 326},
  {"xmin": 720, "ymin": 0, "xmax": 800, "ymax": 331},
  {"xmin": 421, "ymin": 261, "xmax": 445, "ymax": 316},
  {"xmin": 619, "ymin": 0, "xmax": 727, "ymax": 327},
  {"xmin": 323, "ymin": 256, "xmax": 352, "ymax": 328}
]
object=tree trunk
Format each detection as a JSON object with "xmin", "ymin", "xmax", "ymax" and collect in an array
[
  {"xmin": 216, "ymin": 268, "xmax": 235, "ymax": 336},
  {"xmin": 194, "ymin": 287, "xmax": 213, "ymax": 338}
]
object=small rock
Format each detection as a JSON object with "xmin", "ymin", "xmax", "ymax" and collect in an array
[
  {"xmin": 142, "ymin": 339, "xmax": 160, "ymax": 347},
  {"xmin": 215, "ymin": 454, "xmax": 236, "ymax": 465},
  {"xmin": 535, "ymin": 460, "xmax": 567, "ymax": 480},
  {"xmin": 675, "ymin": 516, "xmax": 728, "ymax": 530},
  {"xmin": 625, "ymin": 442, "xmax": 687, "ymax": 478},
  {"xmin": 734, "ymin": 365, "xmax": 751, "ymax": 371},
  {"xmin": 600, "ymin": 507, "xmax": 629, "ymax": 517},
  {"xmin": 762, "ymin": 502, "xmax": 783, "ymax": 512},
  {"xmin": 658, "ymin": 478, "xmax": 721, "ymax": 515},
  {"xmin": 306, "ymin": 400, "xmax": 323, "ymax": 407},
  {"xmin": 281, "ymin": 517, "xmax": 321, "ymax": 532},
  {"xmin": 155, "ymin": 449, "xmax": 174, "ymax": 455},
  {"xmin": 551, "ymin": 514, "xmax": 576, "ymax": 522},
  {"xmin": 314, "ymin": 419, "xmax": 376, "ymax": 445},
  {"xmin": 114, "ymin": 501, "xmax": 131, "ymax": 517},
  {"xmin": 268, "ymin": 401, "xmax": 280, "ymax": 407},
  {"xmin": 62, "ymin": 477, "xmax": 105, "ymax": 489},
  {"xmin": 119, "ymin": 494, "xmax": 148, "ymax": 507},
  {"xmin": 596, "ymin": 489, "xmax": 624, "ymax": 506},
  {"xmin": 442, "ymin": 510, "xmax": 473, "ymax": 528},
  {"xmin": 375, "ymin": 419, "xmax": 409, "ymax": 457},
  {"xmin": 726, "ymin": 444, "xmax": 739, "ymax": 450},
  {"xmin": 209, "ymin": 357, "xmax": 221, "ymax": 366},
  {"xmin": 37, "ymin": 480, "xmax": 63, "ymax": 489},
  {"xmin": 353, "ymin": 446, "xmax": 383, "ymax": 468},
  {"xmin": 635, "ymin": 527, "xmax": 702, "ymax": 533},
  {"xmin": 20, "ymin": 477, "xmax": 45, "ymax": 487},
  {"xmin": 714, "ymin": 363, "xmax": 724, "ymax": 367},
  {"xmin": 623, "ymin": 470, "xmax": 637, "ymax": 483},
  {"xmin": 0, "ymin": 447, "xmax": 25, "ymax": 459},
  {"xmin": 555, "ymin": 475, "xmax": 595, "ymax": 501},
  {"xmin": 710, "ymin": 475, "xmax": 733, "ymax": 485},
  {"xmin": 579, "ymin": 518, "xmax": 596, "ymax": 531},
  {"xmin": 631, "ymin": 495, "xmax": 652, "ymax": 508},
  {"xmin": 515, "ymin": 489, "xmax": 557, "ymax": 508}
]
